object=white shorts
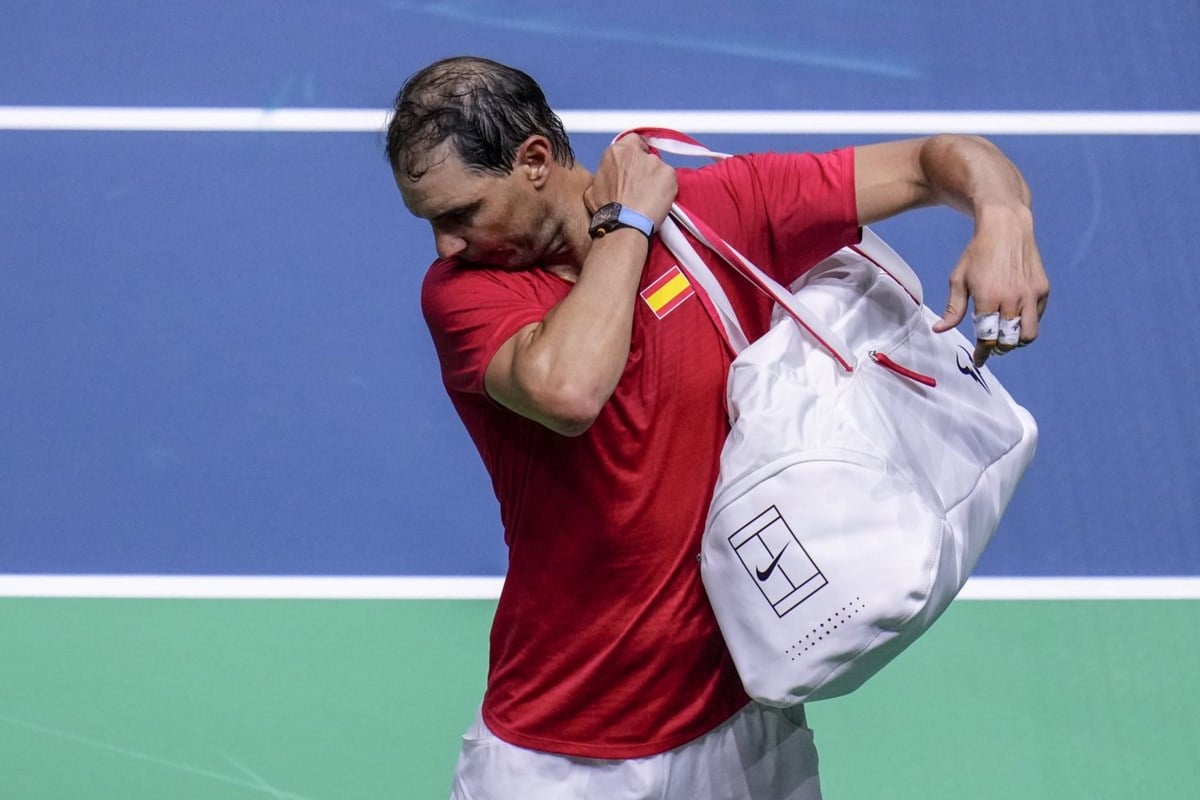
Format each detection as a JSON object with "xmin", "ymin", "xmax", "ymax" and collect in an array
[{"xmin": 449, "ymin": 702, "xmax": 821, "ymax": 800}]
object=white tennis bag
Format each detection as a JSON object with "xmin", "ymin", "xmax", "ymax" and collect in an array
[{"xmin": 647, "ymin": 131, "xmax": 1038, "ymax": 706}]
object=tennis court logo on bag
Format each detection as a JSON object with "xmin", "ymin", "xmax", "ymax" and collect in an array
[{"xmin": 729, "ymin": 506, "xmax": 827, "ymax": 617}]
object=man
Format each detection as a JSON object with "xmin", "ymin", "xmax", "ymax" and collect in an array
[{"xmin": 386, "ymin": 56, "xmax": 1048, "ymax": 800}]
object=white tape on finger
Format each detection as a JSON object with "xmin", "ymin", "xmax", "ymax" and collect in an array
[
  {"xmin": 972, "ymin": 312, "xmax": 1000, "ymax": 341},
  {"xmin": 998, "ymin": 317, "xmax": 1021, "ymax": 347}
]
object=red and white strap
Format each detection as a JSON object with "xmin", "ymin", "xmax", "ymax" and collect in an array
[
  {"xmin": 656, "ymin": 219, "xmax": 750, "ymax": 353},
  {"xmin": 617, "ymin": 127, "xmax": 928, "ymax": 369},
  {"xmin": 667, "ymin": 203, "xmax": 857, "ymax": 370},
  {"xmin": 616, "ymin": 127, "xmax": 733, "ymax": 160}
]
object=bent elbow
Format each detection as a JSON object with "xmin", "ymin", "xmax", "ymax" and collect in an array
[
  {"xmin": 533, "ymin": 386, "xmax": 604, "ymax": 437},
  {"xmin": 498, "ymin": 355, "xmax": 612, "ymax": 437},
  {"xmin": 550, "ymin": 418, "xmax": 597, "ymax": 438}
]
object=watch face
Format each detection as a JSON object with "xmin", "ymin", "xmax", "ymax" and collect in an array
[
  {"xmin": 592, "ymin": 203, "xmax": 621, "ymax": 227},
  {"xmin": 589, "ymin": 203, "xmax": 625, "ymax": 238}
]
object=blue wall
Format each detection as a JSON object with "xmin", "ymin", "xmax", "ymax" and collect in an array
[{"xmin": 2, "ymin": 1, "xmax": 1198, "ymax": 576}]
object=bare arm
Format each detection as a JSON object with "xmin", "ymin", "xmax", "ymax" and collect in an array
[
  {"xmin": 855, "ymin": 135, "xmax": 1050, "ymax": 366},
  {"xmin": 484, "ymin": 136, "xmax": 678, "ymax": 436}
]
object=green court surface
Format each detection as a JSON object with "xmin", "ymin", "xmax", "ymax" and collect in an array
[{"xmin": 1, "ymin": 598, "xmax": 1196, "ymax": 799}]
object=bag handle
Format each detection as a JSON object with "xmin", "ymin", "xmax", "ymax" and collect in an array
[
  {"xmin": 626, "ymin": 127, "xmax": 924, "ymax": 304},
  {"xmin": 617, "ymin": 128, "xmax": 855, "ymax": 369},
  {"xmin": 617, "ymin": 129, "xmax": 749, "ymax": 352},
  {"xmin": 666, "ymin": 204, "xmax": 858, "ymax": 370},
  {"xmin": 656, "ymin": 218, "xmax": 750, "ymax": 353},
  {"xmin": 624, "ymin": 127, "xmax": 736, "ymax": 160}
]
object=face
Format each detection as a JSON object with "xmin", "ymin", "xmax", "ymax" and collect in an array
[{"xmin": 395, "ymin": 142, "xmax": 555, "ymax": 269}]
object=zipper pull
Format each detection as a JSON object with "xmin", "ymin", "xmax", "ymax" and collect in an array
[{"xmin": 870, "ymin": 351, "xmax": 937, "ymax": 388}]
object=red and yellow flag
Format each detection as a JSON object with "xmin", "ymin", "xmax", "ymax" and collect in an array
[{"xmin": 640, "ymin": 266, "xmax": 694, "ymax": 319}]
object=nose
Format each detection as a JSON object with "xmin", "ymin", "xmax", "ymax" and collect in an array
[{"xmin": 435, "ymin": 231, "xmax": 468, "ymax": 260}]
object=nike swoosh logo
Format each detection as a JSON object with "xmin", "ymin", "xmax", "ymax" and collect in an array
[
  {"xmin": 956, "ymin": 347, "xmax": 991, "ymax": 394},
  {"xmin": 756, "ymin": 543, "xmax": 789, "ymax": 581},
  {"xmin": 955, "ymin": 348, "xmax": 976, "ymax": 377}
]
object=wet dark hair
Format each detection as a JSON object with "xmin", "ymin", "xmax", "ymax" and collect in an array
[{"xmin": 385, "ymin": 56, "xmax": 575, "ymax": 180}]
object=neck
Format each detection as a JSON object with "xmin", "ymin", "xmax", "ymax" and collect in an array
[{"xmin": 538, "ymin": 165, "xmax": 596, "ymax": 282}]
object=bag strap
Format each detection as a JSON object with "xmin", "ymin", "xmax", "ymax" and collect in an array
[
  {"xmin": 618, "ymin": 128, "xmax": 852, "ymax": 369},
  {"xmin": 657, "ymin": 218, "xmax": 750, "ymax": 353},
  {"xmin": 665, "ymin": 205, "xmax": 857, "ymax": 370},
  {"xmin": 629, "ymin": 127, "xmax": 924, "ymax": 306},
  {"xmin": 620, "ymin": 128, "xmax": 928, "ymax": 368}
]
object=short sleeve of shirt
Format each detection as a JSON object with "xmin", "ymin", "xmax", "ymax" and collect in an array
[{"xmin": 421, "ymin": 259, "xmax": 560, "ymax": 395}]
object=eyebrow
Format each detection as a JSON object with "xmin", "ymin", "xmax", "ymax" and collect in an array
[{"xmin": 433, "ymin": 200, "xmax": 483, "ymax": 224}]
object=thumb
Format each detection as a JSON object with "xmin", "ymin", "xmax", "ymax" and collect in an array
[{"xmin": 933, "ymin": 281, "xmax": 968, "ymax": 333}]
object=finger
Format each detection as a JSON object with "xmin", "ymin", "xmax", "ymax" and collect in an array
[
  {"xmin": 1017, "ymin": 304, "xmax": 1039, "ymax": 346},
  {"xmin": 971, "ymin": 311, "xmax": 999, "ymax": 367},
  {"xmin": 1020, "ymin": 292, "xmax": 1049, "ymax": 344},
  {"xmin": 616, "ymin": 133, "xmax": 649, "ymax": 154},
  {"xmin": 973, "ymin": 339, "xmax": 994, "ymax": 368},
  {"xmin": 932, "ymin": 277, "xmax": 969, "ymax": 333},
  {"xmin": 993, "ymin": 314, "xmax": 1021, "ymax": 354},
  {"xmin": 972, "ymin": 311, "xmax": 1000, "ymax": 344}
]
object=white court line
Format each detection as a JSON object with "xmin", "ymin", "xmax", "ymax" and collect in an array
[
  {"xmin": 0, "ymin": 575, "xmax": 505, "ymax": 599},
  {"xmin": 0, "ymin": 575, "xmax": 1197, "ymax": 600},
  {"xmin": 0, "ymin": 107, "xmax": 1198, "ymax": 134},
  {"xmin": 956, "ymin": 577, "xmax": 1200, "ymax": 600}
]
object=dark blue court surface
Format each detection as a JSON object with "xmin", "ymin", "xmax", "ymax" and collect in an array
[
  {"xmin": 4, "ymin": 1, "xmax": 1198, "ymax": 110},
  {"xmin": 2, "ymin": 2, "xmax": 1198, "ymax": 576}
]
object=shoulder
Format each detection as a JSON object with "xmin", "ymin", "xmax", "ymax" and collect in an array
[
  {"xmin": 677, "ymin": 149, "xmax": 855, "ymax": 194},
  {"xmin": 673, "ymin": 149, "xmax": 855, "ymax": 229},
  {"xmin": 421, "ymin": 259, "xmax": 540, "ymax": 318},
  {"xmin": 421, "ymin": 257, "xmax": 489, "ymax": 301},
  {"xmin": 420, "ymin": 259, "xmax": 564, "ymax": 396},
  {"xmin": 420, "ymin": 258, "xmax": 568, "ymax": 342},
  {"xmin": 421, "ymin": 258, "xmax": 469, "ymax": 325}
]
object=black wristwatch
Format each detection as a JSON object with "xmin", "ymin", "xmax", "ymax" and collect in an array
[{"xmin": 588, "ymin": 202, "xmax": 655, "ymax": 240}]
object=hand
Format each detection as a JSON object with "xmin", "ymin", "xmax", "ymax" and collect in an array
[
  {"xmin": 932, "ymin": 204, "xmax": 1050, "ymax": 367},
  {"xmin": 584, "ymin": 134, "xmax": 678, "ymax": 228}
]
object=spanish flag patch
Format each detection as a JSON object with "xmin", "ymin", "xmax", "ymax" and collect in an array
[{"xmin": 640, "ymin": 265, "xmax": 695, "ymax": 319}]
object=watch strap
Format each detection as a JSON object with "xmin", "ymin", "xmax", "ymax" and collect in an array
[{"xmin": 589, "ymin": 203, "xmax": 655, "ymax": 239}]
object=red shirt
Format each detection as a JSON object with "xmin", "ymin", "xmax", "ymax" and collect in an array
[{"xmin": 421, "ymin": 149, "xmax": 860, "ymax": 758}]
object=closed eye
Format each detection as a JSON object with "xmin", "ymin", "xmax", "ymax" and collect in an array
[{"xmin": 436, "ymin": 201, "xmax": 482, "ymax": 227}]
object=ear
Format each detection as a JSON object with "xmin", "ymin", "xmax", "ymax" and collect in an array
[{"xmin": 515, "ymin": 135, "xmax": 553, "ymax": 188}]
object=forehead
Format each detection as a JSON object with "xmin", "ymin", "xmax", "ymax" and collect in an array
[{"xmin": 395, "ymin": 143, "xmax": 495, "ymax": 220}]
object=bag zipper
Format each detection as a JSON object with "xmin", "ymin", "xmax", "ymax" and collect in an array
[{"xmin": 869, "ymin": 351, "xmax": 937, "ymax": 388}]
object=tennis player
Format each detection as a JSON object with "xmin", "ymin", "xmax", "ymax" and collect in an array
[{"xmin": 386, "ymin": 55, "xmax": 1048, "ymax": 799}]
